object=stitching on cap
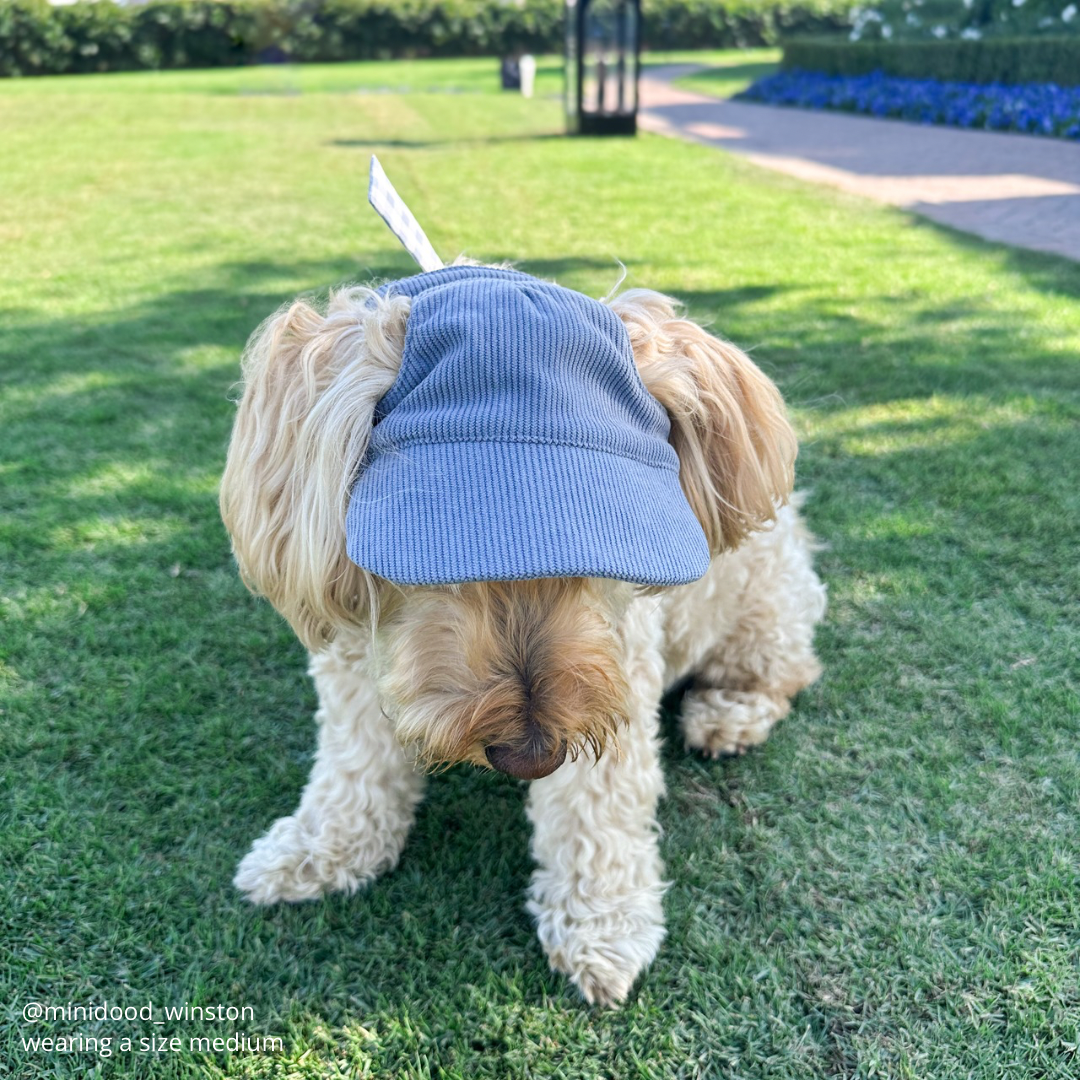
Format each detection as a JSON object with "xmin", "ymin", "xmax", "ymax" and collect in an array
[{"xmin": 365, "ymin": 435, "xmax": 680, "ymax": 471}]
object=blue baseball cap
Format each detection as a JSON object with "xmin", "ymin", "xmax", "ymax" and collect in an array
[{"xmin": 346, "ymin": 266, "xmax": 710, "ymax": 587}]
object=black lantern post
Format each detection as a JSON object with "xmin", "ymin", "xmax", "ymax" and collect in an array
[{"xmin": 565, "ymin": 0, "xmax": 641, "ymax": 136}]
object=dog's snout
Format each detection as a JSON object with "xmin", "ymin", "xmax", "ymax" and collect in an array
[{"xmin": 485, "ymin": 738, "xmax": 568, "ymax": 781}]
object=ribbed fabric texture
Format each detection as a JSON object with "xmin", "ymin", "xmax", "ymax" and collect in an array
[{"xmin": 346, "ymin": 266, "xmax": 710, "ymax": 586}]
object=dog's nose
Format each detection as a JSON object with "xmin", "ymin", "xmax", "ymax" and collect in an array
[{"xmin": 485, "ymin": 739, "xmax": 568, "ymax": 780}]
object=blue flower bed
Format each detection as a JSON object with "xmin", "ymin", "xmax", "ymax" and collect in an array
[{"xmin": 736, "ymin": 69, "xmax": 1080, "ymax": 140}]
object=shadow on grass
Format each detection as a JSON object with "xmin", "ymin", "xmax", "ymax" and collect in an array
[
  {"xmin": 919, "ymin": 213, "xmax": 1080, "ymax": 302},
  {"xmin": 675, "ymin": 241, "xmax": 1080, "ymax": 406},
  {"xmin": 5, "ymin": 233, "xmax": 1076, "ymax": 619},
  {"xmin": 329, "ymin": 132, "xmax": 566, "ymax": 150},
  {"xmin": 4, "ymin": 236, "xmax": 1079, "ymax": 1027}
]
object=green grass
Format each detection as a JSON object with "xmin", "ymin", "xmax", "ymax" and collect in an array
[
  {"xmin": 0, "ymin": 54, "xmax": 565, "ymax": 97},
  {"xmin": 669, "ymin": 49, "xmax": 781, "ymax": 98},
  {"xmin": 2, "ymin": 56, "xmax": 1079, "ymax": 1080},
  {"xmin": 0, "ymin": 49, "xmax": 759, "ymax": 99}
]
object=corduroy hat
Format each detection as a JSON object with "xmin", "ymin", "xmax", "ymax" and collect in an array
[{"xmin": 345, "ymin": 265, "xmax": 710, "ymax": 587}]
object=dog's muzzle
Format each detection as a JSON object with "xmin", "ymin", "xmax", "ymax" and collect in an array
[{"xmin": 485, "ymin": 739, "xmax": 568, "ymax": 781}]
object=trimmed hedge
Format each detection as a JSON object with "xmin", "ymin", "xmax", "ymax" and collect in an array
[
  {"xmin": 0, "ymin": 0, "xmax": 857, "ymax": 78},
  {"xmin": 782, "ymin": 35, "xmax": 1080, "ymax": 87},
  {"xmin": 640, "ymin": 0, "xmax": 855, "ymax": 50}
]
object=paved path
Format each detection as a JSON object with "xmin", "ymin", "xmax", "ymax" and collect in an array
[{"xmin": 640, "ymin": 65, "xmax": 1080, "ymax": 262}]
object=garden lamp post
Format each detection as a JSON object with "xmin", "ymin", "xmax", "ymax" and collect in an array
[{"xmin": 565, "ymin": 0, "xmax": 641, "ymax": 135}]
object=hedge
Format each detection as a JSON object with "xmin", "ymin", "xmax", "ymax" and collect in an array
[
  {"xmin": 782, "ymin": 36, "xmax": 1080, "ymax": 87},
  {"xmin": 639, "ymin": 0, "xmax": 855, "ymax": 50},
  {"xmin": 0, "ymin": 0, "xmax": 856, "ymax": 78}
]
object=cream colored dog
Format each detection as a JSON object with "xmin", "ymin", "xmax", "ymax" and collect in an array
[{"xmin": 220, "ymin": 273, "xmax": 825, "ymax": 1006}]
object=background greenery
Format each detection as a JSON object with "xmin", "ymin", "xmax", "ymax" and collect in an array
[
  {"xmin": 674, "ymin": 45, "xmax": 781, "ymax": 95},
  {"xmin": 781, "ymin": 34, "xmax": 1080, "ymax": 84},
  {"xmin": 847, "ymin": 0, "xmax": 1079, "ymax": 42},
  {"xmin": 0, "ymin": 0, "xmax": 856, "ymax": 77},
  {"xmin": 3, "ymin": 52, "xmax": 1079, "ymax": 1079}
]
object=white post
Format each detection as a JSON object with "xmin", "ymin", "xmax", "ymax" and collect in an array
[{"xmin": 520, "ymin": 54, "xmax": 536, "ymax": 99}]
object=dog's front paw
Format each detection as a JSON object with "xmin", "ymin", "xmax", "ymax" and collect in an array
[
  {"xmin": 234, "ymin": 816, "xmax": 332, "ymax": 904},
  {"xmin": 529, "ymin": 895, "xmax": 666, "ymax": 1007},
  {"xmin": 234, "ymin": 814, "xmax": 395, "ymax": 905},
  {"xmin": 682, "ymin": 688, "xmax": 787, "ymax": 758}
]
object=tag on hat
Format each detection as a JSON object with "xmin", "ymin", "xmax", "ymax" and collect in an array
[{"xmin": 368, "ymin": 155, "xmax": 444, "ymax": 273}]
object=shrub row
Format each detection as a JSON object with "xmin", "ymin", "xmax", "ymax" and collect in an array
[
  {"xmin": 0, "ymin": 0, "xmax": 857, "ymax": 78},
  {"xmin": 782, "ymin": 35, "xmax": 1080, "ymax": 87},
  {"xmin": 640, "ymin": 0, "xmax": 855, "ymax": 50}
]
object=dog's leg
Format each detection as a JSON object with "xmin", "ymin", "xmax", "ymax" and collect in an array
[
  {"xmin": 525, "ymin": 604, "xmax": 666, "ymax": 1007},
  {"xmin": 683, "ymin": 508, "xmax": 825, "ymax": 758},
  {"xmin": 234, "ymin": 640, "xmax": 424, "ymax": 904}
]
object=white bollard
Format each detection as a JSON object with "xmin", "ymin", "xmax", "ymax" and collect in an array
[{"xmin": 519, "ymin": 54, "xmax": 536, "ymax": 99}]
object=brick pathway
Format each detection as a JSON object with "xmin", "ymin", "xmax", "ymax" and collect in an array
[{"xmin": 640, "ymin": 65, "xmax": 1080, "ymax": 262}]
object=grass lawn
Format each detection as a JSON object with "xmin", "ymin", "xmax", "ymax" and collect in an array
[
  {"xmin": 668, "ymin": 49, "xmax": 781, "ymax": 98},
  {"xmin": 3, "ymin": 55, "xmax": 1079, "ymax": 1080},
  {"xmin": 0, "ymin": 49, "xmax": 760, "ymax": 100}
]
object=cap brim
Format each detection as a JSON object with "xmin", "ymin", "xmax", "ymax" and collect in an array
[{"xmin": 346, "ymin": 441, "xmax": 711, "ymax": 587}]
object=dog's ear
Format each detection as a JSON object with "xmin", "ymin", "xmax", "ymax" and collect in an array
[
  {"xmin": 608, "ymin": 289, "xmax": 796, "ymax": 554},
  {"xmin": 220, "ymin": 287, "xmax": 409, "ymax": 650}
]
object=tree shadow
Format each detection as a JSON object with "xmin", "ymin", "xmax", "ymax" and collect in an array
[
  {"xmin": 912, "ymin": 212, "xmax": 1080, "ymax": 303},
  {"xmin": 673, "ymin": 249, "xmax": 1079, "ymax": 412},
  {"xmin": 329, "ymin": 132, "xmax": 566, "ymax": 150},
  {"xmin": 4, "ymin": 233, "xmax": 1079, "ymax": 1024}
]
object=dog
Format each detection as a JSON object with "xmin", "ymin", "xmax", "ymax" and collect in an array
[{"xmin": 220, "ymin": 263, "xmax": 825, "ymax": 1006}]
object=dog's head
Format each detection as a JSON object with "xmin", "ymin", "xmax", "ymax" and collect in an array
[{"xmin": 221, "ymin": 272, "xmax": 796, "ymax": 778}]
